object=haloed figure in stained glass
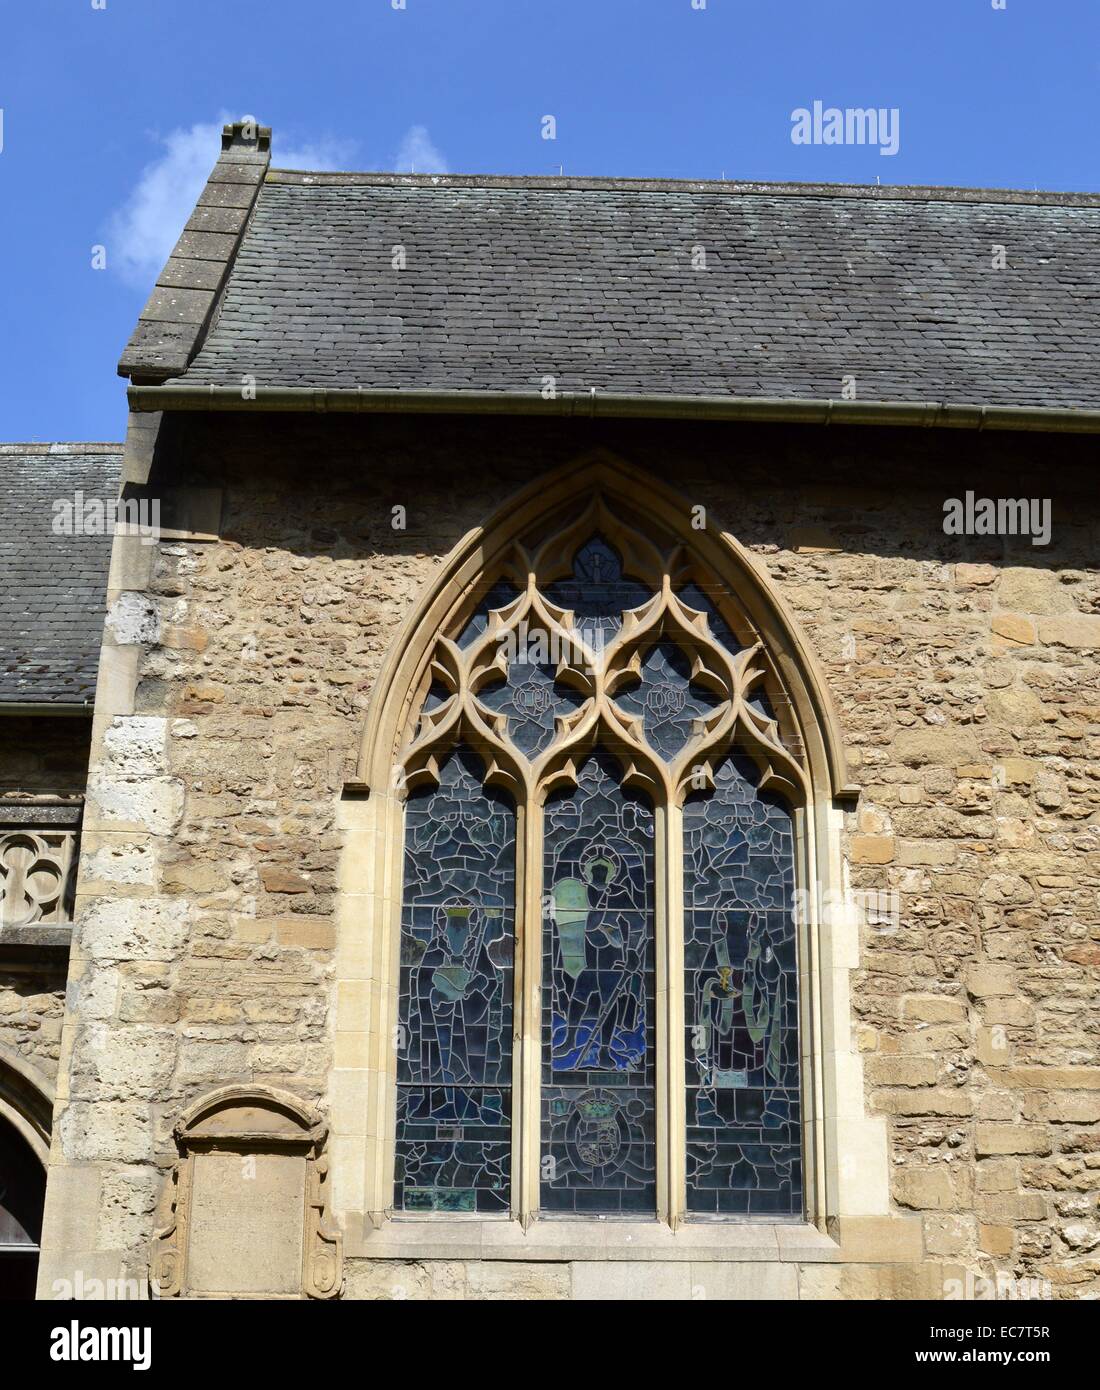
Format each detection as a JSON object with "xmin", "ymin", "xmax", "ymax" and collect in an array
[
  {"xmin": 411, "ymin": 898, "xmax": 510, "ymax": 1084},
  {"xmin": 549, "ymin": 839, "xmax": 647, "ymax": 1074},
  {"xmin": 684, "ymin": 757, "xmax": 800, "ymax": 1215},
  {"xmin": 542, "ymin": 756, "xmax": 656, "ymax": 1212}
]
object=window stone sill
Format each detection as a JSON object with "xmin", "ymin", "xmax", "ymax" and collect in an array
[{"xmin": 346, "ymin": 1217, "xmax": 840, "ymax": 1263}]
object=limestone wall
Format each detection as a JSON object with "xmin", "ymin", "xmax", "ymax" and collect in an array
[{"xmin": 37, "ymin": 412, "xmax": 1099, "ymax": 1299}]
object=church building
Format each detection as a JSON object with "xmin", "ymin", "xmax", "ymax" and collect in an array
[{"xmin": 2, "ymin": 121, "xmax": 1098, "ymax": 1301}]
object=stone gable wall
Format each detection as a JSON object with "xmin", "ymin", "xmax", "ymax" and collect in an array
[{"xmin": 39, "ymin": 412, "xmax": 1099, "ymax": 1299}]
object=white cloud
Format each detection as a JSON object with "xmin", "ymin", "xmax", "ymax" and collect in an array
[
  {"xmin": 108, "ymin": 115, "xmax": 355, "ymax": 288},
  {"xmin": 394, "ymin": 125, "xmax": 449, "ymax": 175}
]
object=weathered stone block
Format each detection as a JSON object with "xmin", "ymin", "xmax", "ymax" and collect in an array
[
  {"xmin": 894, "ymin": 1167, "xmax": 963, "ymax": 1211},
  {"xmin": 466, "ymin": 1262, "xmax": 571, "ymax": 1301},
  {"xmin": 895, "ymin": 727, "xmax": 978, "ymax": 767},
  {"xmin": 850, "ymin": 835, "xmax": 895, "ymax": 864},
  {"xmin": 1038, "ymin": 614, "xmax": 1100, "ymax": 648},
  {"xmin": 59, "ymin": 1101, "xmax": 151, "ymax": 1163},
  {"xmin": 974, "ymin": 1124, "xmax": 1052, "ymax": 1157},
  {"xmin": 78, "ymin": 896, "xmax": 191, "ymax": 962},
  {"xmin": 965, "ymin": 963, "xmax": 1016, "ymax": 999}
]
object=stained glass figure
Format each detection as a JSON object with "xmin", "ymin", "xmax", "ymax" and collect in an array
[
  {"xmin": 478, "ymin": 660, "xmax": 586, "ymax": 757},
  {"xmin": 541, "ymin": 754, "xmax": 656, "ymax": 1213},
  {"xmin": 544, "ymin": 536, "xmax": 652, "ymax": 652},
  {"xmin": 395, "ymin": 748, "xmax": 516, "ymax": 1213},
  {"xmin": 683, "ymin": 756, "xmax": 801, "ymax": 1216},
  {"xmin": 614, "ymin": 642, "xmax": 722, "ymax": 761}
]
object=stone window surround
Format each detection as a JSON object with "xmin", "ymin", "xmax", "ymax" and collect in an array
[{"xmin": 330, "ymin": 451, "xmax": 908, "ymax": 1263}]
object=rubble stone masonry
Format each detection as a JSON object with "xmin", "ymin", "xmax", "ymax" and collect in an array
[{"xmin": 37, "ymin": 411, "xmax": 1099, "ymax": 1299}]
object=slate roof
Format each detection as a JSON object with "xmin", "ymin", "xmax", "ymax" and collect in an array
[
  {"xmin": 170, "ymin": 172, "xmax": 1100, "ymax": 411},
  {"xmin": 0, "ymin": 445, "xmax": 122, "ymax": 706}
]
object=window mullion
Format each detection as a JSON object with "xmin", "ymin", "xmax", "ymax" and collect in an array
[
  {"xmin": 656, "ymin": 798, "xmax": 687, "ymax": 1227},
  {"xmin": 515, "ymin": 796, "xmax": 543, "ymax": 1225}
]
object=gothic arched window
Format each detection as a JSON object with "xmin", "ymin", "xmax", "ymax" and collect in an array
[{"xmin": 388, "ymin": 491, "xmax": 814, "ymax": 1223}]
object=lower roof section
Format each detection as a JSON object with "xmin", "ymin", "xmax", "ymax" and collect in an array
[{"xmin": 0, "ymin": 444, "xmax": 122, "ymax": 707}]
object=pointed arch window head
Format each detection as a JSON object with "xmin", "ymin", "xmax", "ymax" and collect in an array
[
  {"xmin": 384, "ymin": 484, "xmax": 841, "ymax": 1225},
  {"xmin": 401, "ymin": 499, "xmax": 806, "ymax": 803}
]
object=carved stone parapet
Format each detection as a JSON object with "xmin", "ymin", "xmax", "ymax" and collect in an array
[{"xmin": 0, "ymin": 823, "xmax": 79, "ymax": 927}]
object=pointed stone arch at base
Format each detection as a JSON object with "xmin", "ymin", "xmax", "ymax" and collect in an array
[
  {"xmin": 0, "ymin": 1047, "xmax": 52, "ymax": 1300},
  {"xmin": 0, "ymin": 1044, "xmax": 53, "ymax": 1167}
]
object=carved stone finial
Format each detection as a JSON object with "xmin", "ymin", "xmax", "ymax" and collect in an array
[{"xmin": 221, "ymin": 120, "xmax": 272, "ymax": 154}]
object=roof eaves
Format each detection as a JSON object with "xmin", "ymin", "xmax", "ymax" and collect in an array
[
  {"xmin": 117, "ymin": 121, "xmax": 272, "ymax": 384},
  {"xmin": 0, "ymin": 699, "xmax": 93, "ymax": 716},
  {"xmin": 125, "ymin": 385, "xmax": 1100, "ymax": 434}
]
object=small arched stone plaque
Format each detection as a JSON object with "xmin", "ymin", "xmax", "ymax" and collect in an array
[{"xmin": 152, "ymin": 1086, "xmax": 342, "ymax": 1300}]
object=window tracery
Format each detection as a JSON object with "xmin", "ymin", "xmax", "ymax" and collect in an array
[{"xmin": 392, "ymin": 494, "xmax": 810, "ymax": 1220}]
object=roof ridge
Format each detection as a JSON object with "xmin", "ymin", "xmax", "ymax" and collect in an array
[
  {"xmin": 265, "ymin": 169, "xmax": 1100, "ymax": 207},
  {"xmin": 0, "ymin": 442, "xmax": 124, "ymax": 453}
]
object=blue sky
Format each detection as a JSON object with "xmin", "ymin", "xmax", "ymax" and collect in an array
[{"xmin": 1, "ymin": 0, "xmax": 1097, "ymax": 441}]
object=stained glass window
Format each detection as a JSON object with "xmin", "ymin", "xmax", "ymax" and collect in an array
[
  {"xmin": 615, "ymin": 642, "xmax": 722, "ymax": 761},
  {"xmin": 544, "ymin": 535, "xmax": 652, "ymax": 650},
  {"xmin": 541, "ymin": 755, "xmax": 656, "ymax": 1213},
  {"xmin": 684, "ymin": 757, "xmax": 801, "ymax": 1215},
  {"xmin": 395, "ymin": 748, "xmax": 515, "ymax": 1213},
  {"xmin": 478, "ymin": 661, "xmax": 586, "ymax": 757},
  {"xmin": 678, "ymin": 581, "xmax": 742, "ymax": 655},
  {"xmin": 457, "ymin": 579, "xmax": 521, "ymax": 648},
  {"xmin": 394, "ymin": 515, "xmax": 809, "ymax": 1223}
]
